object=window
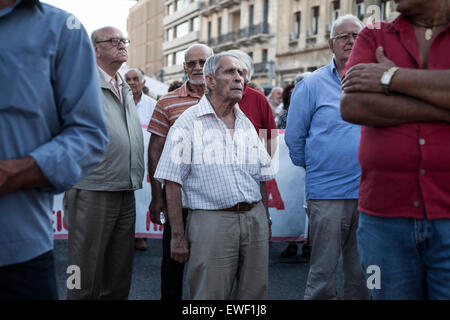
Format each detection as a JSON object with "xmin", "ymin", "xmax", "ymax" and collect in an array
[
  {"xmin": 248, "ymin": 52, "xmax": 253, "ymax": 59},
  {"xmin": 176, "ymin": 0, "xmax": 188, "ymax": 11},
  {"xmin": 262, "ymin": 49, "xmax": 268, "ymax": 63},
  {"xmin": 294, "ymin": 11, "xmax": 301, "ymax": 38},
  {"xmin": 380, "ymin": 0, "xmax": 388, "ymax": 21},
  {"xmin": 207, "ymin": 21, "xmax": 212, "ymax": 41},
  {"xmin": 311, "ymin": 6, "xmax": 319, "ymax": 35},
  {"xmin": 166, "ymin": 28, "xmax": 174, "ymax": 41},
  {"xmin": 249, "ymin": 4, "xmax": 254, "ymax": 27},
  {"xmin": 355, "ymin": 0, "xmax": 365, "ymax": 20},
  {"xmin": 263, "ymin": 0, "xmax": 269, "ymax": 25},
  {"xmin": 167, "ymin": 3, "xmax": 174, "ymax": 15},
  {"xmin": 166, "ymin": 54, "xmax": 173, "ymax": 67},
  {"xmin": 175, "ymin": 21, "xmax": 189, "ymax": 38},
  {"xmin": 176, "ymin": 50, "xmax": 185, "ymax": 65},
  {"xmin": 331, "ymin": 0, "xmax": 340, "ymax": 22},
  {"xmin": 218, "ymin": 17, "xmax": 222, "ymax": 37},
  {"xmin": 190, "ymin": 16, "xmax": 200, "ymax": 32}
]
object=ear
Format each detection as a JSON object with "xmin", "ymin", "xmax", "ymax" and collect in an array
[
  {"xmin": 142, "ymin": 79, "xmax": 146, "ymax": 86},
  {"xmin": 205, "ymin": 74, "xmax": 216, "ymax": 91},
  {"xmin": 328, "ymin": 38, "xmax": 334, "ymax": 52},
  {"xmin": 183, "ymin": 62, "xmax": 188, "ymax": 75}
]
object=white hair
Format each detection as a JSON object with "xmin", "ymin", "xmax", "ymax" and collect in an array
[
  {"xmin": 330, "ymin": 14, "xmax": 364, "ymax": 38},
  {"xmin": 125, "ymin": 68, "xmax": 144, "ymax": 83},
  {"xmin": 268, "ymin": 86, "xmax": 282, "ymax": 98},
  {"xmin": 227, "ymin": 49, "xmax": 254, "ymax": 82},
  {"xmin": 184, "ymin": 43, "xmax": 214, "ymax": 62},
  {"xmin": 203, "ymin": 51, "xmax": 242, "ymax": 93}
]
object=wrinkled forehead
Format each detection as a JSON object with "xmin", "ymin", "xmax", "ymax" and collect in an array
[
  {"xmin": 125, "ymin": 70, "xmax": 140, "ymax": 79},
  {"xmin": 185, "ymin": 46, "xmax": 212, "ymax": 61},
  {"xmin": 217, "ymin": 55, "xmax": 243, "ymax": 72}
]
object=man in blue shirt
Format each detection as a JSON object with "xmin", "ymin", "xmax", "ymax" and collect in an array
[
  {"xmin": 0, "ymin": 0, "xmax": 108, "ymax": 299},
  {"xmin": 285, "ymin": 14, "xmax": 369, "ymax": 300}
]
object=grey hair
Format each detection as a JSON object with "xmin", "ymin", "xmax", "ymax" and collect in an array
[
  {"xmin": 203, "ymin": 51, "xmax": 242, "ymax": 93},
  {"xmin": 330, "ymin": 14, "xmax": 364, "ymax": 38},
  {"xmin": 294, "ymin": 71, "xmax": 312, "ymax": 85},
  {"xmin": 184, "ymin": 43, "xmax": 214, "ymax": 62},
  {"xmin": 227, "ymin": 50, "xmax": 254, "ymax": 82},
  {"xmin": 268, "ymin": 86, "xmax": 282, "ymax": 98},
  {"xmin": 125, "ymin": 68, "xmax": 144, "ymax": 83}
]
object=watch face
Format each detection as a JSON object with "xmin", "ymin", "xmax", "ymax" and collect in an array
[{"xmin": 381, "ymin": 73, "xmax": 390, "ymax": 85}]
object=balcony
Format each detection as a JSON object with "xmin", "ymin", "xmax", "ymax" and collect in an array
[
  {"xmin": 236, "ymin": 22, "xmax": 271, "ymax": 46},
  {"xmin": 162, "ymin": 31, "xmax": 200, "ymax": 52},
  {"xmin": 254, "ymin": 62, "xmax": 268, "ymax": 74},
  {"xmin": 202, "ymin": 0, "xmax": 241, "ymax": 16},
  {"xmin": 163, "ymin": 1, "xmax": 203, "ymax": 27}
]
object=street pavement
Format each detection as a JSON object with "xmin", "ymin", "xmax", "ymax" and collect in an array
[{"xmin": 53, "ymin": 239, "xmax": 344, "ymax": 300}]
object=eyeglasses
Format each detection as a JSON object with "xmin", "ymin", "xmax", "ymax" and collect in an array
[
  {"xmin": 96, "ymin": 38, "xmax": 130, "ymax": 46},
  {"xmin": 185, "ymin": 59, "xmax": 207, "ymax": 68},
  {"xmin": 331, "ymin": 32, "xmax": 359, "ymax": 42}
]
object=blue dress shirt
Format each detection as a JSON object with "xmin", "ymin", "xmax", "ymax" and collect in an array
[
  {"xmin": 285, "ymin": 60, "xmax": 361, "ymax": 200},
  {"xmin": 0, "ymin": 1, "xmax": 108, "ymax": 266}
]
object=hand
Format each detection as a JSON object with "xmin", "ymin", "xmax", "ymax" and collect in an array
[
  {"xmin": 0, "ymin": 160, "xmax": 10, "ymax": 196},
  {"xmin": 342, "ymin": 46, "xmax": 396, "ymax": 93},
  {"xmin": 149, "ymin": 196, "xmax": 166, "ymax": 225},
  {"xmin": 171, "ymin": 234, "xmax": 190, "ymax": 263}
]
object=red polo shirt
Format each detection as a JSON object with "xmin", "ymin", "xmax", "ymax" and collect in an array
[
  {"xmin": 238, "ymin": 84, "xmax": 277, "ymax": 140},
  {"xmin": 344, "ymin": 15, "xmax": 450, "ymax": 219}
]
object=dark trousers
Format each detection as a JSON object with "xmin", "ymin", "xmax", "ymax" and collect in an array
[
  {"xmin": 161, "ymin": 208, "xmax": 188, "ymax": 300},
  {"xmin": 0, "ymin": 250, "xmax": 58, "ymax": 300}
]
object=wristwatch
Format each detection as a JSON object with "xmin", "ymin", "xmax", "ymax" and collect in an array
[{"xmin": 380, "ymin": 66, "xmax": 399, "ymax": 95}]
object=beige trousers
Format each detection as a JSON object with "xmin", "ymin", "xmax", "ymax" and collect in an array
[
  {"xmin": 64, "ymin": 189, "xmax": 136, "ymax": 300},
  {"xmin": 186, "ymin": 201, "xmax": 269, "ymax": 300}
]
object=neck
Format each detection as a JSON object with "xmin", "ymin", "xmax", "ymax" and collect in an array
[
  {"xmin": 97, "ymin": 61, "xmax": 121, "ymax": 78},
  {"xmin": 206, "ymin": 93, "xmax": 236, "ymax": 119},
  {"xmin": 187, "ymin": 81, "xmax": 206, "ymax": 96},
  {"xmin": 410, "ymin": 1, "xmax": 449, "ymax": 26},
  {"xmin": 133, "ymin": 91, "xmax": 142, "ymax": 105},
  {"xmin": 334, "ymin": 58, "xmax": 346, "ymax": 77}
]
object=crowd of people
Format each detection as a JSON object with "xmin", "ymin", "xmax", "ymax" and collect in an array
[{"xmin": 1, "ymin": 0, "xmax": 450, "ymax": 301}]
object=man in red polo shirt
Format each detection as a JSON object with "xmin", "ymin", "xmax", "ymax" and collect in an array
[{"xmin": 341, "ymin": 0, "xmax": 450, "ymax": 299}]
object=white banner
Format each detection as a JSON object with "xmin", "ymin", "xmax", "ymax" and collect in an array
[{"xmin": 52, "ymin": 129, "xmax": 308, "ymax": 241}]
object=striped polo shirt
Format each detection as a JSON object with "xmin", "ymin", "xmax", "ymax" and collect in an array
[{"xmin": 148, "ymin": 81, "xmax": 203, "ymax": 137}]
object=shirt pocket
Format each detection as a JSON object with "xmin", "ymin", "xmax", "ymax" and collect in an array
[{"xmin": 0, "ymin": 51, "xmax": 51, "ymax": 118}]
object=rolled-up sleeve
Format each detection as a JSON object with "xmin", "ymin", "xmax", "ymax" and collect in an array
[
  {"xmin": 284, "ymin": 80, "xmax": 314, "ymax": 168},
  {"xmin": 29, "ymin": 21, "xmax": 108, "ymax": 194}
]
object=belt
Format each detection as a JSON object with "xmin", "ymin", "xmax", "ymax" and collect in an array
[{"xmin": 221, "ymin": 202, "xmax": 257, "ymax": 212}]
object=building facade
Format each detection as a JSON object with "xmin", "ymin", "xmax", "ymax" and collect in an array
[
  {"xmin": 199, "ymin": 0, "xmax": 277, "ymax": 86},
  {"xmin": 127, "ymin": 0, "xmax": 398, "ymax": 87},
  {"xmin": 127, "ymin": 0, "xmax": 165, "ymax": 79},
  {"xmin": 276, "ymin": 0, "xmax": 398, "ymax": 85}
]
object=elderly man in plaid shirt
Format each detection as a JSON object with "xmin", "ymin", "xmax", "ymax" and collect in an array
[{"xmin": 154, "ymin": 52, "xmax": 275, "ymax": 300}]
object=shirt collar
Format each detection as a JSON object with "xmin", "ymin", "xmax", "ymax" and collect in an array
[
  {"xmin": 98, "ymin": 66, "xmax": 122, "ymax": 88},
  {"xmin": 183, "ymin": 81, "xmax": 205, "ymax": 99},
  {"xmin": 391, "ymin": 13, "xmax": 450, "ymax": 33},
  {"xmin": 196, "ymin": 95, "xmax": 245, "ymax": 122}
]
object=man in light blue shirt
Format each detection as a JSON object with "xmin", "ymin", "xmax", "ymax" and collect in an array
[
  {"xmin": 0, "ymin": 0, "xmax": 108, "ymax": 299},
  {"xmin": 285, "ymin": 14, "xmax": 369, "ymax": 300}
]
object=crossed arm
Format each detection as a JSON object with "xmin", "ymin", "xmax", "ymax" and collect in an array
[{"xmin": 341, "ymin": 47, "xmax": 450, "ymax": 127}]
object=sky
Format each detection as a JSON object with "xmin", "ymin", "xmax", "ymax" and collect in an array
[{"xmin": 41, "ymin": 0, "xmax": 137, "ymax": 36}]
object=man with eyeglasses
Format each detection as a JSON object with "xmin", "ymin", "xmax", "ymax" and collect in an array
[
  {"xmin": 64, "ymin": 26, "xmax": 144, "ymax": 300},
  {"xmin": 147, "ymin": 43, "xmax": 213, "ymax": 300},
  {"xmin": 285, "ymin": 14, "xmax": 369, "ymax": 300}
]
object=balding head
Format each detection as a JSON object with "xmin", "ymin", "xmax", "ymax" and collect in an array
[
  {"xmin": 91, "ymin": 26, "xmax": 128, "ymax": 75},
  {"xmin": 183, "ymin": 43, "xmax": 214, "ymax": 86}
]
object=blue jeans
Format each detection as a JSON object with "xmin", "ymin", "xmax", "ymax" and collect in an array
[
  {"xmin": 357, "ymin": 212, "xmax": 450, "ymax": 300},
  {"xmin": 0, "ymin": 250, "xmax": 58, "ymax": 300}
]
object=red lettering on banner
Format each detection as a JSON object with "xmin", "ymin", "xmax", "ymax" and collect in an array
[
  {"xmin": 52, "ymin": 210, "xmax": 56, "ymax": 233},
  {"xmin": 266, "ymin": 179, "xmax": 285, "ymax": 210},
  {"xmin": 147, "ymin": 174, "xmax": 150, "ymax": 183},
  {"xmin": 57, "ymin": 210, "xmax": 62, "ymax": 232}
]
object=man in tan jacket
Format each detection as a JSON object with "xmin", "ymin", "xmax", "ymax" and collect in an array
[{"xmin": 64, "ymin": 26, "xmax": 144, "ymax": 300}]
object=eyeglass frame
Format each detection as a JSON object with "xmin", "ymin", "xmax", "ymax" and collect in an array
[
  {"xmin": 331, "ymin": 32, "xmax": 359, "ymax": 42},
  {"xmin": 95, "ymin": 38, "xmax": 130, "ymax": 46},
  {"xmin": 185, "ymin": 59, "xmax": 207, "ymax": 69}
]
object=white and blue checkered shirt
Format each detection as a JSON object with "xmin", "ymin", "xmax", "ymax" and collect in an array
[{"xmin": 154, "ymin": 95, "xmax": 275, "ymax": 210}]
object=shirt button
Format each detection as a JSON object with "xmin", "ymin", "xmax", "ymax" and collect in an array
[
  {"xmin": 413, "ymin": 201, "xmax": 420, "ymax": 207},
  {"xmin": 420, "ymin": 169, "xmax": 426, "ymax": 175},
  {"xmin": 419, "ymin": 139, "xmax": 426, "ymax": 145}
]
